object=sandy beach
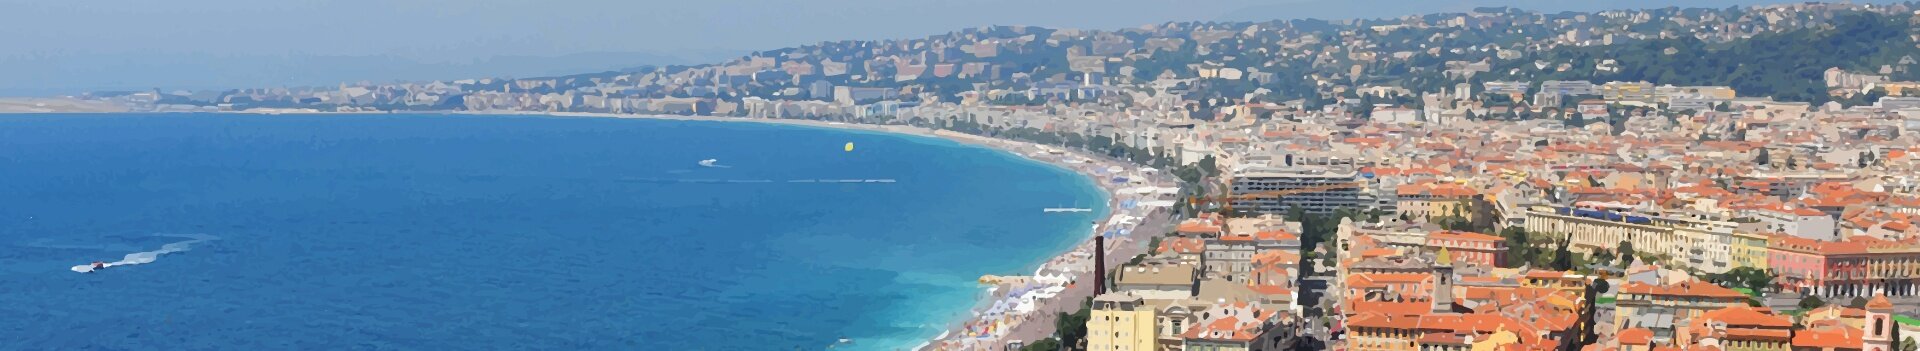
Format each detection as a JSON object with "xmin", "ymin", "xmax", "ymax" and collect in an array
[{"xmin": 220, "ymin": 110, "xmax": 1180, "ymax": 351}]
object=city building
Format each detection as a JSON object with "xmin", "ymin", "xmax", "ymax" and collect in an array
[
  {"xmin": 1394, "ymin": 181, "xmax": 1481, "ymax": 223},
  {"xmin": 1179, "ymin": 302, "xmax": 1297, "ymax": 351},
  {"xmin": 1090, "ymin": 293, "xmax": 1158, "ymax": 351},
  {"xmin": 1615, "ymin": 280, "xmax": 1753, "ymax": 344},
  {"xmin": 1423, "ymin": 231, "xmax": 1506, "ymax": 268},
  {"xmin": 1228, "ymin": 166, "xmax": 1370, "ymax": 215},
  {"xmin": 1113, "ymin": 262, "xmax": 1200, "ymax": 301}
]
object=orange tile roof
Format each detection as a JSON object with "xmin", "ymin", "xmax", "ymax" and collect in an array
[
  {"xmin": 1159, "ymin": 237, "xmax": 1206, "ymax": 254},
  {"xmin": 1252, "ymin": 249, "xmax": 1299, "ymax": 266},
  {"xmin": 1523, "ymin": 271, "xmax": 1566, "ymax": 279},
  {"xmin": 1359, "ymin": 248, "xmax": 1399, "ymax": 258},
  {"xmin": 1618, "ymin": 280, "xmax": 1748, "ymax": 300},
  {"xmin": 1429, "ymin": 230, "xmax": 1503, "ymax": 243},
  {"xmin": 1176, "ymin": 221, "xmax": 1223, "ymax": 235},
  {"xmin": 1866, "ymin": 295, "xmax": 1894, "ymax": 310},
  {"xmin": 1249, "ymin": 283, "xmax": 1292, "ymax": 296},
  {"xmin": 1347, "ymin": 300, "xmax": 1435, "ymax": 317},
  {"xmin": 1805, "ymin": 305, "xmax": 1867, "ymax": 319},
  {"xmin": 1180, "ymin": 316, "xmax": 1258, "ymax": 341},
  {"xmin": 1397, "ymin": 181, "xmax": 1480, "ymax": 197},
  {"xmin": 1417, "ymin": 332, "xmax": 1470, "ymax": 344},
  {"xmin": 1699, "ymin": 306, "xmax": 1792, "ymax": 328},
  {"xmin": 1792, "ymin": 323, "xmax": 1863, "ymax": 349},
  {"xmin": 1348, "ymin": 273, "xmax": 1432, "ymax": 286},
  {"xmin": 1618, "ymin": 328, "xmax": 1654, "ymax": 345},
  {"xmin": 1256, "ymin": 229, "xmax": 1299, "ymax": 241}
]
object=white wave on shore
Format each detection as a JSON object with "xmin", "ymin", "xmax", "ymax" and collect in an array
[{"xmin": 69, "ymin": 234, "xmax": 218, "ymax": 273}]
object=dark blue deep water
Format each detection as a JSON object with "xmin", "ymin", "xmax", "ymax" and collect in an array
[{"xmin": 0, "ymin": 114, "xmax": 1104, "ymax": 350}]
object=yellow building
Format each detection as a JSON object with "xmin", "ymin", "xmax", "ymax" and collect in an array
[
  {"xmin": 1729, "ymin": 231, "xmax": 1771, "ymax": 271},
  {"xmin": 1395, "ymin": 181, "xmax": 1480, "ymax": 222},
  {"xmin": 1520, "ymin": 271, "xmax": 1592, "ymax": 297},
  {"xmin": 1090, "ymin": 293, "xmax": 1157, "ymax": 351}
]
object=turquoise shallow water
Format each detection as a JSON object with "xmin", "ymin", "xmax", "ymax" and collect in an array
[{"xmin": 0, "ymin": 114, "xmax": 1105, "ymax": 350}]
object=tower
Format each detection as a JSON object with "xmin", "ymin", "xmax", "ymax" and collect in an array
[
  {"xmin": 1094, "ymin": 230, "xmax": 1107, "ymax": 295},
  {"xmin": 1864, "ymin": 294, "xmax": 1894, "ymax": 351},
  {"xmin": 1431, "ymin": 248, "xmax": 1455, "ymax": 313}
]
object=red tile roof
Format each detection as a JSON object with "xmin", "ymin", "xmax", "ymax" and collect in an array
[
  {"xmin": 1429, "ymin": 230, "xmax": 1503, "ymax": 243},
  {"xmin": 1866, "ymin": 295, "xmax": 1894, "ymax": 310},
  {"xmin": 1792, "ymin": 322, "xmax": 1863, "ymax": 349},
  {"xmin": 1159, "ymin": 237, "xmax": 1206, "ymax": 254},
  {"xmin": 1618, "ymin": 328, "xmax": 1654, "ymax": 345},
  {"xmin": 1618, "ymin": 280, "xmax": 1748, "ymax": 300},
  {"xmin": 1698, "ymin": 306, "xmax": 1792, "ymax": 328}
]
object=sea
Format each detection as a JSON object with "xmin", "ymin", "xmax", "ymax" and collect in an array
[{"xmin": 0, "ymin": 113, "xmax": 1108, "ymax": 350}]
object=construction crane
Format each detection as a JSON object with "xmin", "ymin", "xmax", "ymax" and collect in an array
[{"xmin": 1188, "ymin": 181, "xmax": 1369, "ymax": 212}]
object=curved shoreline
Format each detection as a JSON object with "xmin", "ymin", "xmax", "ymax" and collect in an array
[
  {"xmin": 523, "ymin": 112, "xmax": 1157, "ymax": 351},
  {"xmin": 224, "ymin": 110, "xmax": 1169, "ymax": 350}
]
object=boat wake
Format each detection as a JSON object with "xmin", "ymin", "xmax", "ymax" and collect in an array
[{"xmin": 70, "ymin": 234, "xmax": 218, "ymax": 273}]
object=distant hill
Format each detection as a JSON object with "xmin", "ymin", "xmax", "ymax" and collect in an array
[
  {"xmin": 1483, "ymin": 11, "xmax": 1920, "ymax": 103},
  {"xmin": 0, "ymin": 50, "xmax": 739, "ymax": 97}
]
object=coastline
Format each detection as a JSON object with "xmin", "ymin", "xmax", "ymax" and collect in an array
[{"xmin": 222, "ymin": 109, "xmax": 1177, "ymax": 350}]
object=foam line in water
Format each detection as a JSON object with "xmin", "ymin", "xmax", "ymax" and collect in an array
[{"xmin": 70, "ymin": 234, "xmax": 218, "ymax": 273}]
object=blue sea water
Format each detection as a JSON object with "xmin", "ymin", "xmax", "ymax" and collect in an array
[{"xmin": 0, "ymin": 114, "xmax": 1106, "ymax": 350}]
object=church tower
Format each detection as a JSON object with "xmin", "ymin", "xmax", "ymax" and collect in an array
[
  {"xmin": 1432, "ymin": 248, "xmax": 1456, "ymax": 314},
  {"xmin": 1864, "ymin": 294, "xmax": 1895, "ymax": 351}
]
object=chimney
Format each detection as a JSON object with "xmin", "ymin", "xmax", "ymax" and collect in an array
[{"xmin": 1094, "ymin": 232, "xmax": 1107, "ymax": 295}]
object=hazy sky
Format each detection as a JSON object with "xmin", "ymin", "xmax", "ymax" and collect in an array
[{"xmin": 0, "ymin": 0, "xmax": 1862, "ymax": 95}]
